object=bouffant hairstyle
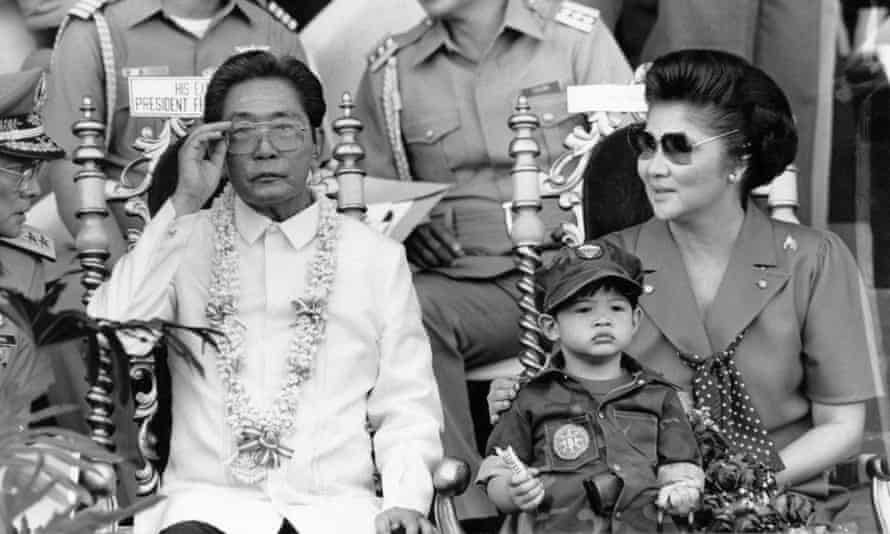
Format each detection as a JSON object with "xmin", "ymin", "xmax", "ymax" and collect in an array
[
  {"xmin": 203, "ymin": 50, "xmax": 326, "ymax": 129},
  {"xmin": 644, "ymin": 49, "xmax": 798, "ymax": 202}
]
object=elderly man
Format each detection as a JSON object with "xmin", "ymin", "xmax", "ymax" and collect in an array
[{"xmin": 87, "ymin": 51, "xmax": 443, "ymax": 534}]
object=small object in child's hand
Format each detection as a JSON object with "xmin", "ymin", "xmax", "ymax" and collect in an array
[{"xmin": 495, "ymin": 445, "xmax": 529, "ymax": 478}]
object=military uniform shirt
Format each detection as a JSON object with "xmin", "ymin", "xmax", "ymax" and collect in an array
[
  {"xmin": 479, "ymin": 355, "xmax": 701, "ymax": 534},
  {"xmin": 44, "ymin": 0, "xmax": 307, "ymax": 171},
  {"xmin": 0, "ymin": 241, "xmax": 54, "ymax": 405},
  {"xmin": 355, "ymin": 0, "xmax": 632, "ymax": 278}
]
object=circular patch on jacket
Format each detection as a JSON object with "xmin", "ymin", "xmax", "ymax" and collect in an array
[
  {"xmin": 576, "ymin": 244, "xmax": 603, "ymax": 260},
  {"xmin": 552, "ymin": 423, "xmax": 590, "ymax": 460}
]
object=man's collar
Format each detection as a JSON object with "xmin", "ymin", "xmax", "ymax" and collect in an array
[
  {"xmin": 233, "ymin": 194, "xmax": 320, "ymax": 250},
  {"xmin": 411, "ymin": 0, "xmax": 543, "ymax": 66},
  {"xmin": 503, "ymin": 0, "xmax": 544, "ymax": 40},
  {"xmin": 122, "ymin": 0, "xmax": 250, "ymax": 29}
]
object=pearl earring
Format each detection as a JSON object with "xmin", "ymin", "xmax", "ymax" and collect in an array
[{"xmin": 728, "ymin": 172, "xmax": 739, "ymax": 184}]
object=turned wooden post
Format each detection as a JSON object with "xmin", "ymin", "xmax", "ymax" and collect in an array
[
  {"xmin": 72, "ymin": 95, "xmax": 119, "ymax": 531},
  {"xmin": 331, "ymin": 92, "xmax": 366, "ymax": 219},
  {"xmin": 508, "ymin": 96, "xmax": 547, "ymax": 376}
]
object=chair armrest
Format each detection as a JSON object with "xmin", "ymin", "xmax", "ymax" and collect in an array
[{"xmin": 432, "ymin": 457, "xmax": 471, "ymax": 534}]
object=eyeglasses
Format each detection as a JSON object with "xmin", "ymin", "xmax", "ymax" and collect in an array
[
  {"xmin": 226, "ymin": 119, "xmax": 308, "ymax": 155},
  {"xmin": 627, "ymin": 126, "xmax": 740, "ymax": 165},
  {"xmin": 0, "ymin": 162, "xmax": 42, "ymax": 192}
]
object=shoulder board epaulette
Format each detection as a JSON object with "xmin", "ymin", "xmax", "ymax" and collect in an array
[
  {"xmin": 67, "ymin": 0, "xmax": 114, "ymax": 19},
  {"xmin": 257, "ymin": 0, "xmax": 299, "ymax": 32},
  {"xmin": 367, "ymin": 20, "xmax": 434, "ymax": 72},
  {"xmin": 553, "ymin": 0, "xmax": 599, "ymax": 33},
  {"xmin": 0, "ymin": 225, "xmax": 55, "ymax": 262}
]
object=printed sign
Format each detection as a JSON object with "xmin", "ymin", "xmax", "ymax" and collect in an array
[
  {"xmin": 129, "ymin": 76, "xmax": 210, "ymax": 118},
  {"xmin": 566, "ymin": 84, "xmax": 647, "ymax": 114}
]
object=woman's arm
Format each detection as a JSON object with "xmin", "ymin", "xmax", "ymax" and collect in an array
[{"xmin": 776, "ymin": 401, "xmax": 866, "ymax": 486}]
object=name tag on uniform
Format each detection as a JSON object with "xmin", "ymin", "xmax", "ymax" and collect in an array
[
  {"xmin": 566, "ymin": 84, "xmax": 647, "ymax": 113},
  {"xmin": 520, "ymin": 80, "xmax": 562, "ymax": 99},
  {"xmin": 0, "ymin": 333, "xmax": 17, "ymax": 368},
  {"xmin": 129, "ymin": 76, "xmax": 210, "ymax": 118},
  {"xmin": 121, "ymin": 65, "xmax": 170, "ymax": 77}
]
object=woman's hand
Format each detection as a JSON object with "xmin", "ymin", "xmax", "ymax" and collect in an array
[
  {"xmin": 487, "ymin": 376, "xmax": 520, "ymax": 424},
  {"xmin": 172, "ymin": 120, "xmax": 231, "ymax": 216},
  {"xmin": 508, "ymin": 467, "xmax": 545, "ymax": 512}
]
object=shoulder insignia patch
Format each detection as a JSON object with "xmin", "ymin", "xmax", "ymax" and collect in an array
[
  {"xmin": 261, "ymin": 0, "xmax": 299, "ymax": 32},
  {"xmin": 67, "ymin": 0, "xmax": 114, "ymax": 19},
  {"xmin": 367, "ymin": 19, "xmax": 434, "ymax": 72},
  {"xmin": 0, "ymin": 225, "xmax": 55, "ymax": 261},
  {"xmin": 554, "ymin": 0, "xmax": 599, "ymax": 33}
]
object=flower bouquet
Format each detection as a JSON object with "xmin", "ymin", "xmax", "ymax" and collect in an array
[{"xmin": 680, "ymin": 407, "xmax": 829, "ymax": 534}]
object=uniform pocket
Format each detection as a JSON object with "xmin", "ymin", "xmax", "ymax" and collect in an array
[
  {"xmin": 527, "ymin": 95, "xmax": 584, "ymax": 166},
  {"xmin": 613, "ymin": 409, "xmax": 659, "ymax": 461},
  {"xmin": 402, "ymin": 111, "xmax": 461, "ymax": 183},
  {"xmin": 542, "ymin": 416, "xmax": 600, "ymax": 472}
]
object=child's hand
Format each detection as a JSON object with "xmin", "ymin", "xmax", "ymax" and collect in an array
[
  {"xmin": 656, "ymin": 480, "xmax": 700, "ymax": 515},
  {"xmin": 508, "ymin": 467, "xmax": 545, "ymax": 512}
]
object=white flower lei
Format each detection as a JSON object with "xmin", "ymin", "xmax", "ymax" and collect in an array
[{"xmin": 205, "ymin": 185, "xmax": 339, "ymax": 484}]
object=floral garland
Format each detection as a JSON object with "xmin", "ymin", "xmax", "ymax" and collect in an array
[{"xmin": 205, "ymin": 185, "xmax": 339, "ymax": 484}]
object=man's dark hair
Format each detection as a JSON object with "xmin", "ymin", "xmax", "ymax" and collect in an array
[
  {"xmin": 644, "ymin": 49, "xmax": 798, "ymax": 203},
  {"xmin": 203, "ymin": 51, "xmax": 326, "ymax": 128},
  {"xmin": 552, "ymin": 279, "xmax": 640, "ymax": 315}
]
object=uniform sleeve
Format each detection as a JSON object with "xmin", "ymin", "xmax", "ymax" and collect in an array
[
  {"xmin": 484, "ymin": 394, "xmax": 534, "ymax": 463},
  {"xmin": 353, "ymin": 67, "xmax": 401, "ymax": 181},
  {"xmin": 573, "ymin": 20, "xmax": 632, "ymax": 85},
  {"xmin": 86, "ymin": 201, "xmax": 191, "ymax": 323},
  {"xmin": 476, "ymin": 397, "xmax": 533, "ymax": 487},
  {"xmin": 657, "ymin": 388, "xmax": 701, "ymax": 466},
  {"xmin": 43, "ymin": 18, "xmax": 106, "ymax": 235},
  {"xmin": 367, "ymin": 244, "xmax": 443, "ymax": 514},
  {"xmin": 801, "ymin": 232, "xmax": 880, "ymax": 404}
]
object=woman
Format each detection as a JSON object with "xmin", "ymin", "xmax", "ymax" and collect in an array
[{"xmin": 490, "ymin": 49, "xmax": 876, "ymax": 512}]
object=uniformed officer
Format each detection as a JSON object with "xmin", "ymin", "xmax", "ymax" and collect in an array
[
  {"xmin": 0, "ymin": 67, "xmax": 64, "ymax": 407},
  {"xmin": 354, "ymin": 0, "xmax": 632, "ymax": 518},
  {"xmin": 43, "ymin": 0, "xmax": 307, "ymax": 249}
]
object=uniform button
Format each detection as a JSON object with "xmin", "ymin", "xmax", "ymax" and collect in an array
[
  {"xmin": 614, "ymin": 512, "xmax": 622, "ymax": 519},
  {"xmin": 612, "ymin": 464, "xmax": 621, "ymax": 471},
  {"xmin": 643, "ymin": 284, "xmax": 654, "ymax": 294},
  {"xmin": 756, "ymin": 279, "xmax": 768, "ymax": 289},
  {"xmin": 542, "ymin": 112, "xmax": 555, "ymax": 122},
  {"xmin": 425, "ymin": 129, "xmax": 434, "ymax": 139},
  {"xmin": 598, "ymin": 412, "xmax": 605, "ymax": 419}
]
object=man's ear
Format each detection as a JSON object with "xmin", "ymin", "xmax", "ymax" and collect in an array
[
  {"xmin": 312, "ymin": 126, "xmax": 326, "ymax": 166},
  {"xmin": 539, "ymin": 313, "xmax": 560, "ymax": 342}
]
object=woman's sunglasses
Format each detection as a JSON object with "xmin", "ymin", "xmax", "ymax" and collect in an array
[{"xmin": 627, "ymin": 126, "xmax": 739, "ymax": 165}]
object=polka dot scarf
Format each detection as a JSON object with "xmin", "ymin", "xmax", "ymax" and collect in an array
[{"xmin": 678, "ymin": 329, "xmax": 785, "ymax": 471}]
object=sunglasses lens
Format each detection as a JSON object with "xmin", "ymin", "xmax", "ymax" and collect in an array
[{"xmin": 662, "ymin": 133, "xmax": 694, "ymax": 156}]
